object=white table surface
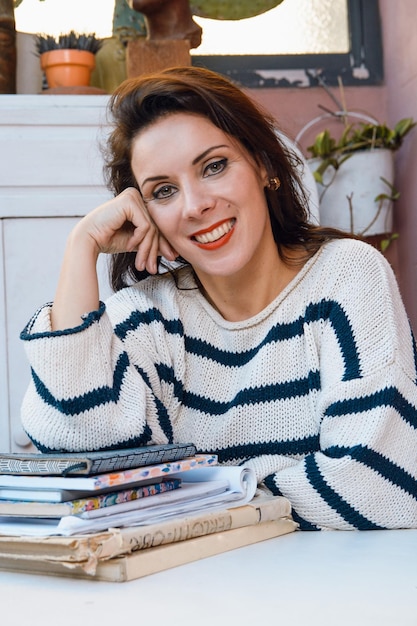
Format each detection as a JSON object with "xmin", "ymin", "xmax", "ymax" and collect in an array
[{"xmin": 0, "ymin": 529, "xmax": 416, "ymax": 626}]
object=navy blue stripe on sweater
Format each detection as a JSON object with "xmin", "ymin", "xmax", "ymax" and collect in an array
[
  {"xmin": 21, "ymin": 302, "xmax": 106, "ymax": 341},
  {"xmin": 114, "ymin": 308, "xmax": 184, "ymax": 341},
  {"xmin": 325, "ymin": 387, "xmax": 417, "ymax": 429},
  {"xmin": 134, "ymin": 365, "xmax": 174, "ymax": 442},
  {"xmin": 184, "ymin": 299, "xmax": 360, "ymax": 381},
  {"xmin": 326, "ymin": 444, "xmax": 417, "ymax": 498},
  {"xmin": 290, "ymin": 509, "xmax": 321, "ymax": 531},
  {"xmin": 263, "ymin": 474, "xmax": 320, "ymax": 530},
  {"xmin": 213, "ymin": 434, "xmax": 320, "ymax": 464},
  {"xmin": 184, "ymin": 317, "xmax": 304, "ymax": 367},
  {"xmin": 31, "ymin": 351, "xmax": 130, "ymax": 415},
  {"xmin": 304, "ymin": 454, "xmax": 383, "ymax": 529},
  {"xmin": 265, "ymin": 457, "xmax": 384, "ymax": 530},
  {"xmin": 156, "ymin": 362, "xmax": 321, "ymax": 414},
  {"xmin": 304, "ymin": 300, "xmax": 361, "ymax": 380},
  {"xmin": 411, "ymin": 325, "xmax": 417, "ymax": 384},
  {"xmin": 26, "ymin": 427, "xmax": 153, "ymax": 454},
  {"xmin": 113, "ymin": 297, "xmax": 360, "ymax": 379}
]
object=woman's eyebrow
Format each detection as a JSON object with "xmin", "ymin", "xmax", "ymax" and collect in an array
[
  {"xmin": 141, "ymin": 174, "xmax": 167, "ymax": 187},
  {"xmin": 141, "ymin": 145, "xmax": 229, "ymax": 187},
  {"xmin": 192, "ymin": 145, "xmax": 228, "ymax": 165}
]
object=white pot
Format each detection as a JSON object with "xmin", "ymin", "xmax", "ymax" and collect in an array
[{"xmin": 308, "ymin": 149, "xmax": 395, "ymax": 236}]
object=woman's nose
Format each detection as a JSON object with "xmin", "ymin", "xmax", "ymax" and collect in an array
[{"xmin": 181, "ymin": 181, "xmax": 214, "ymax": 219}]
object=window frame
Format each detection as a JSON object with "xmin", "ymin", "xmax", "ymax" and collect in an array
[{"xmin": 191, "ymin": 0, "xmax": 383, "ymax": 88}]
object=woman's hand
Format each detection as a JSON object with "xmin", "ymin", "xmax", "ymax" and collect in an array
[
  {"xmin": 51, "ymin": 188, "xmax": 178, "ymax": 331},
  {"xmin": 78, "ymin": 187, "xmax": 178, "ymax": 275}
]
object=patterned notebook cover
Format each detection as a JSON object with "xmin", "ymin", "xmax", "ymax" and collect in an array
[
  {"xmin": 0, "ymin": 454, "xmax": 218, "ymax": 492},
  {"xmin": 0, "ymin": 443, "xmax": 197, "ymax": 476}
]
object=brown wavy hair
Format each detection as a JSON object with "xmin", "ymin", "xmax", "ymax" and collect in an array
[{"xmin": 104, "ymin": 66, "xmax": 350, "ymax": 291}]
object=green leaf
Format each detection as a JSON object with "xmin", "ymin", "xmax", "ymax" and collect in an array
[
  {"xmin": 394, "ymin": 118, "xmax": 417, "ymax": 139},
  {"xmin": 380, "ymin": 232, "xmax": 399, "ymax": 253},
  {"xmin": 374, "ymin": 193, "xmax": 390, "ymax": 202},
  {"xmin": 379, "ymin": 177, "xmax": 401, "ymax": 201},
  {"xmin": 380, "ymin": 239, "xmax": 390, "ymax": 253},
  {"xmin": 313, "ymin": 171, "xmax": 323, "ymax": 184}
]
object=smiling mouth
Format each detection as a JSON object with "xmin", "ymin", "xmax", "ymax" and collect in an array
[{"xmin": 192, "ymin": 219, "xmax": 236, "ymax": 244}]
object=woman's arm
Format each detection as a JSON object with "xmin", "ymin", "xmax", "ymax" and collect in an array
[
  {"xmin": 20, "ymin": 294, "xmax": 175, "ymax": 452},
  {"xmin": 51, "ymin": 187, "xmax": 177, "ymax": 330},
  {"xmin": 20, "ymin": 188, "xmax": 179, "ymax": 450},
  {"xmin": 251, "ymin": 363, "xmax": 417, "ymax": 530},
  {"xmin": 246, "ymin": 243, "xmax": 417, "ymax": 530}
]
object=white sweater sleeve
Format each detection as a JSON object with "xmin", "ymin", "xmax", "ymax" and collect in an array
[
  {"xmin": 20, "ymin": 302, "xmax": 168, "ymax": 451},
  {"xmin": 244, "ymin": 245, "xmax": 417, "ymax": 530},
  {"xmin": 246, "ymin": 363, "xmax": 417, "ymax": 530}
]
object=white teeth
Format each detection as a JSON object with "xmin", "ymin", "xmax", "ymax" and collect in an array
[{"xmin": 194, "ymin": 220, "xmax": 234, "ymax": 244}]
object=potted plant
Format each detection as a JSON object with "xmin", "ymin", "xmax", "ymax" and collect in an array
[
  {"xmin": 35, "ymin": 30, "xmax": 103, "ymax": 89},
  {"xmin": 297, "ymin": 110, "xmax": 415, "ymax": 250}
]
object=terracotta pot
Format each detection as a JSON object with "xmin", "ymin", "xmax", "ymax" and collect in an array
[{"xmin": 40, "ymin": 49, "xmax": 96, "ymax": 88}]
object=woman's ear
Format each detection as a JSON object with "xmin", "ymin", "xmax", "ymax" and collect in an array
[{"xmin": 256, "ymin": 162, "xmax": 269, "ymax": 188}]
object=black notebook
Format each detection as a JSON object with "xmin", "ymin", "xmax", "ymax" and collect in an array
[{"xmin": 0, "ymin": 443, "xmax": 197, "ymax": 476}]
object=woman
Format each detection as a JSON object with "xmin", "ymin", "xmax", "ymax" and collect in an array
[{"xmin": 21, "ymin": 66, "xmax": 417, "ymax": 530}]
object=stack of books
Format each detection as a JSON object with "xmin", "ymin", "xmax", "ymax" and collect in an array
[{"xmin": 0, "ymin": 445, "xmax": 297, "ymax": 581}]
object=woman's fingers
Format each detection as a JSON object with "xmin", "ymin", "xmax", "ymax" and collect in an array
[
  {"xmin": 129, "ymin": 221, "xmax": 158, "ymax": 273},
  {"xmin": 85, "ymin": 189, "xmax": 152, "ymax": 252},
  {"xmin": 145, "ymin": 234, "xmax": 160, "ymax": 275},
  {"xmin": 158, "ymin": 234, "xmax": 178, "ymax": 262},
  {"xmin": 82, "ymin": 188, "xmax": 179, "ymax": 274},
  {"xmin": 111, "ymin": 189, "xmax": 179, "ymax": 273}
]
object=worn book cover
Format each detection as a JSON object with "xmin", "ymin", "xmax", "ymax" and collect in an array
[
  {"xmin": 0, "ymin": 495, "xmax": 295, "ymax": 578},
  {"xmin": 0, "ymin": 516, "xmax": 297, "ymax": 582}
]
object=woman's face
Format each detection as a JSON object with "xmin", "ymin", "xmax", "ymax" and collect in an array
[{"xmin": 131, "ymin": 112, "xmax": 277, "ymax": 283}]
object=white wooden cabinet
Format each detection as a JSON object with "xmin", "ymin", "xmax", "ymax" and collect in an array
[{"xmin": 0, "ymin": 95, "xmax": 113, "ymax": 451}]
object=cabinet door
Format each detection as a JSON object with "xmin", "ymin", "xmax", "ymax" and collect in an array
[
  {"xmin": 0, "ymin": 221, "xmax": 10, "ymax": 450},
  {"xmin": 3, "ymin": 217, "xmax": 112, "ymax": 452}
]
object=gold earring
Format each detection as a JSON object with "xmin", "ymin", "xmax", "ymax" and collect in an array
[{"xmin": 268, "ymin": 177, "xmax": 281, "ymax": 191}]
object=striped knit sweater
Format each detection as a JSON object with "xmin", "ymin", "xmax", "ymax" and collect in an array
[{"xmin": 21, "ymin": 239, "xmax": 417, "ymax": 530}]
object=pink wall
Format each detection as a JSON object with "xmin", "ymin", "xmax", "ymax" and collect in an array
[
  {"xmin": 379, "ymin": 0, "xmax": 417, "ymax": 333},
  {"xmin": 245, "ymin": 0, "xmax": 417, "ymax": 333},
  {"xmin": 247, "ymin": 86, "xmax": 387, "ymax": 145}
]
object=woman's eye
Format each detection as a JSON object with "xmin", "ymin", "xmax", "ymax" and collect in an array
[
  {"xmin": 153, "ymin": 184, "xmax": 175, "ymax": 200},
  {"xmin": 204, "ymin": 158, "xmax": 227, "ymax": 177}
]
